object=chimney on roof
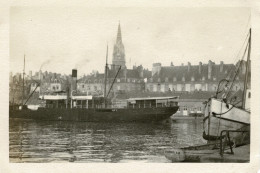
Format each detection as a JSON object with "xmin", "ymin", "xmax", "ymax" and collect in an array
[
  {"xmin": 39, "ymin": 70, "xmax": 42, "ymax": 80},
  {"xmin": 29, "ymin": 71, "xmax": 32, "ymax": 78},
  {"xmin": 152, "ymin": 63, "xmax": 161, "ymax": 76},
  {"xmin": 188, "ymin": 62, "xmax": 191, "ymax": 72},
  {"xmin": 137, "ymin": 65, "xmax": 144, "ymax": 78},
  {"xmin": 208, "ymin": 60, "xmax": 212, "ymax": 79},
  {"xmin": 220, "ymin": 61, "xmax": 224, "ymax": 72},
  {"xmin": 199, "ymin": 62, "xmax": 202, "ymax": 74}
]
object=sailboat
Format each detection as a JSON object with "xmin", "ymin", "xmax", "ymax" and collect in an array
[{"xmin": 165, "ymin": 28, "xmax": 251, "ymax": 162}]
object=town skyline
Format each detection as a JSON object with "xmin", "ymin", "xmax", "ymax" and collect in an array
[{"xmin": 10, "ymin": 7, "xmax": 250, "ymax": 76}]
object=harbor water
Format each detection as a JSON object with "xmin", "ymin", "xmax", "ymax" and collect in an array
[{"xmin": 9, "ymin": 118, "xmax": 206, "ymax": 163}]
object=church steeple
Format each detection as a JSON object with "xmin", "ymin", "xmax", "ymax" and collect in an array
[
  {"xmin": 112, "ymin": 22, "xmax": 126, "ymax": 69},
  {"xmin": 116, "ymin": 22, "xmax": 122, "ymax": 43}
]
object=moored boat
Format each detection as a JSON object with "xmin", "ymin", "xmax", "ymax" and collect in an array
[
  {"xmin": 203, "ymin": 29, "xmax": 251, "ymax": 145},
  {"xmin": 164, "ymin": 28, "xmax": 251, "ymax": 162},
  {"xmin": 10, "ymin": 95, "xmax": 179, "ymax": 122}
]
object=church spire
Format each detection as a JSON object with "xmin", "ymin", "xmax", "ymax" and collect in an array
[
  {"xmin": 112, "ymin": 22, "xmax": 126, "ymax": 69},
  {"xmin": 116, "ymin": 22, "xmax": 122, "ymax": 43}
]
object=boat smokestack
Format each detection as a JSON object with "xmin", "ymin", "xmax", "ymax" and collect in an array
[{"xmin": 71, "ymin": 69, "xmax": 77, "ymax": 92}]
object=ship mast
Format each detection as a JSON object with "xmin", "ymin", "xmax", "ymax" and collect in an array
[
  {"xmin": 104, "ymin": 44, "xmax": 108, "ymax": 108},
  {"xmin": 22, "ymin": 54, "xmax": 25, "ymax": 106},
  {"xmin": 242, "ymin": 28, "xmax": 251, "ymax": 109}
]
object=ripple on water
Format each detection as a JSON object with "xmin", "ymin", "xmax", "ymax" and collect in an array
[{"xmin": 9, "ymin": 119, "xmax": 205, "ymax": 162}]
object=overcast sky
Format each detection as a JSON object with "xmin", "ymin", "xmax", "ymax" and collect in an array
[{"xmin": 10, "ymin": 7, "xmax": 250, "ymax": 76}]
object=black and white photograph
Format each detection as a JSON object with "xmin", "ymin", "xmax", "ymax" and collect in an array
[{"xmin": 1, "ymin": 1, "xmax": 260, "ymax": 172}]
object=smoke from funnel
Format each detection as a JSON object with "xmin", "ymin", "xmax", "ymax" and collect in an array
[{"xmin": 40, "ymin": 59, "xmax": 52, "ymax": 70}]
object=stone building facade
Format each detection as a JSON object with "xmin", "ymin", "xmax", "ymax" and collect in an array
[{"xmin": 146, "ymin": 60, "xmax": 246, "ymax": 93}]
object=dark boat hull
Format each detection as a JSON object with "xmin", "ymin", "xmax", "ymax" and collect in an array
[{"xmin": 9, "ymin": 106, "xmax": 179, "ymax": 122}]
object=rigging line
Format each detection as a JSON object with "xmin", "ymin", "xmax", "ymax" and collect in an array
[
  {"xmin": 225, "ymin": 27, "xmax": 250, "ymax": 79},
  {"xmin": 229, "ymin": 13, "xmax": 251, "ymax": 66},
  {"xmin": 226, "ymin": 42, "xmax": 249, "ymax": 99},
  {"xmin": 225, "ymin": 32, "xmax": 250, "ymax": 80}
]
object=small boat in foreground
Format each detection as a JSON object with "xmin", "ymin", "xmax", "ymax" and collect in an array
[{"xmin": 165, "ymin": 143, "xmax": 219, "ymax": 162}]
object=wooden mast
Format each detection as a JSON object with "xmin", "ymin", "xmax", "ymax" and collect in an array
[
  {"xmin": 22, "ymin": 54, "xmax": 25, "ymax": 106},
  {"xmin": 242, "ymin": 28, "xmax": 251, "ymax": 109},
  {"xmin": 104, "ymin": 44, "xmax": 108, "ymax": 108}
]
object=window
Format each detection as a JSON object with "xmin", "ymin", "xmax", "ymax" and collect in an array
[
  {"xmin": 53, "ymin": 86, "xmax": 55, "ymax": 90},
  {"xmin": 202, "ymin": 76, "xmax": 205, "ymax": 81},
  {"xmin": 94, "ymin": 86, "xmax": 97, "ymax": 91},
  {"xmin": 88, "ymin": 80, "xmax": 91, "ymax": 83},
  {"xmin": 56, "ymin": 86, "xmax": 59, "ymax": 89},
  {"xmin": 132, "ymin": 79, "xmax": 135, "ymax": 83},
  {"xmin": 127, "ymin": 78, "xmax": 130, "ymax": 82},
  {"xmin": 191, "ymin": 77, "xmax": 195, "ymax": 81},
  {"xmin": 165, "ymin": 77, "xmax": 168, "ymax": 82},
  {"xmin": 173, "ymin": 77, "xmax": 177, "ymax": 82},
  {"xmin": 99, "ymin": 79, "xmax": 102, "ymax": 83},
  {"xmin": 158, "ymin": 78, "xmax": 161, "ymax": 82},
  {"xmin": 248, "ymin": 92, "xmax": 251, "ymax": 98},
  {"xmin": 82, "ymin": 85, "xmax": 84, "ymax": 88},
  {"xmin": 150, "ymin": 78, "xmax": 153, "ymax": 82},
  {"xmin": 182, "ymin": 77, "xmax": 185, "ymax": 82},
  {"xmin": 117, "ymin": 79, "xmax": 120, "ymax": 82},
  {"xmin": 149, "ymin": 84, "xmax": 153, "ymax": 91}
]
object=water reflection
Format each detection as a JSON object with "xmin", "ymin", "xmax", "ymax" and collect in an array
[{"xmin": 9, "ymin": 119, "xmax": 206, "ymax": 163}]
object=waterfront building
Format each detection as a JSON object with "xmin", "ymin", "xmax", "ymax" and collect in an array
[{"xmin": 146, "ymin": 60, "xmax": 246, "ymax": 93}]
